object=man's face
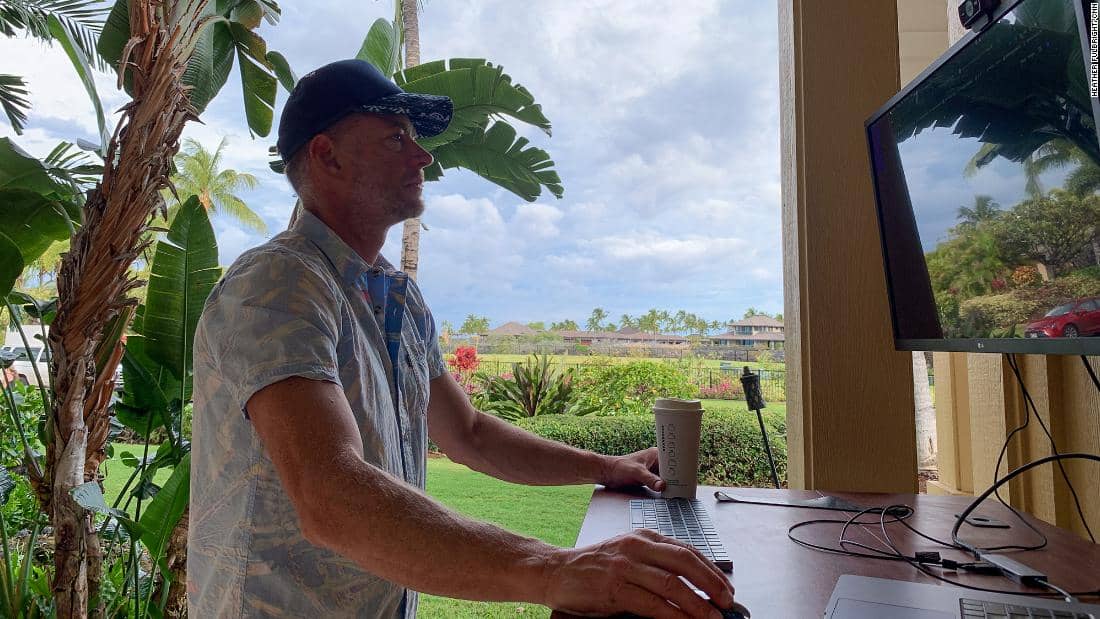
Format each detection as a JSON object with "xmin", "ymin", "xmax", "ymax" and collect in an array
[{"xmin": 325, "ymin": 113, "xmax": 433, "ymax": 225}]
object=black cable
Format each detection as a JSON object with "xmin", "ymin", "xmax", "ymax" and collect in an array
[
  {"xmin": 952, "ymin": 453, "xmax": 1100, "ymax": 572},
  {"xmin": 876, "ymin": 500, "xmax": 1098, "ymax": 599},
  {"xmin": 1083, "ymin": 355, "xmax": 1100, "ymax": 394},
  {"xmin": 786, "ymin": 454, "xmax": 1100, "ymax": 598},
  {"xmin": 1006, "ymin": 354, "xmax": 1096, "ymax": 543}
]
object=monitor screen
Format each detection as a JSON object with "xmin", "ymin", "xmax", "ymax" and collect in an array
[{"xmin": 866, "ymin": 0, "xmax": 1100, "ymax": 355}]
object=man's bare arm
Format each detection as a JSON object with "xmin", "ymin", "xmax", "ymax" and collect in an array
[
  {"xmin": 248, "ymin": 376, "xmax": 734, "ymax": 618},
  {"xmin": 428, "ymin": 372, "xmax": 664, "ymax": 489}
]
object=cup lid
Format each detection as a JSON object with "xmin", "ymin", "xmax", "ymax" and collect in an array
[{"xmin": 653, "ymin": 398, "xmax": 703, "ymax": 411}]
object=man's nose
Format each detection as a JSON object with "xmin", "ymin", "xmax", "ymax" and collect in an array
[{"xmin": 409, "ymin": 140, "xmax": 433, "ymax": 169}]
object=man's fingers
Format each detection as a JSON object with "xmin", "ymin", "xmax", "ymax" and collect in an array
[
  {"xmin": 617, "ymin": 583, "xmax": 694, "ymax": 619},
  {"xmin": 631, "ymin": 531, "xmax": 734, "ymax": 607},
  {"xmin": 635, "ymin": 529, "xmax": 731, "ymax": 589},
  {"xmin": 628, "ymin": 563, "xmax": 722, "ymax": 619}
]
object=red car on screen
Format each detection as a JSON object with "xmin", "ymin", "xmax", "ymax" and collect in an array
[{"xmin": 1024, "ymin": 296, "xmax": 1100, "ymax": 338}]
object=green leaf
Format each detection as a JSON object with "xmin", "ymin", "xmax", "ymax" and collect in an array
[
  {"xmin": 47, "ymin": 14, "xmax": 109, "ymax": 153},
  {"xmin": 181, "ymin": 12, "xmax": 235, "ymax": 117},
  {"xmin": 0, "ymin": 232, "xmax": 23, "ymax": 299},
  {"xmin": 356, "ymin": 18, "xmax": 400, "ymax": 77},
  {"xmin": 143, "ymin": 196, "xmax": 221, "ymax": 381},
  {"xmin": 138, "ymin": 453, "xmax": 190, "ymax": 572},
  {"xmin": 0, "ymin": 74, "xmax": 30, "ymax": 135},
  {"xmin": 229, "ymin": 22, "xmax": 276, "ymax": 137},
  {"xmin": 265, "ymin": 50, "xmax": 297, "ymax": 92},
  {"xmin": 0, "ymin": 138, "xmax": 66, "ymax": 194},
  {"xmin": 0, "ymin": 464, "xmax": 14, "ymax": 505},
  {"xmin": 70, "ymin": 481, "xmax": 141, "ymax": 535},
  {"xmin": 427, "ymin": 121, "xmax": 564, "ymax": 202},
  {"xmin": 96, "ymin": 0, "xmax": 130, "ymax": 87},
  {"xmin": 396, "ymin": 59, "xmax": 553, "ymax": 151},
  {"xmin": 118, "ymin": 335, "xmax": 183, "ymax": 438},
  {"xmin": 0, "ymin": 188, "xmax": 74, "ymax": 264}
]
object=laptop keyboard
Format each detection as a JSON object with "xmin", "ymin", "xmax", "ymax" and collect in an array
[
  {"xmin": 629, "ymin": 498, "xmax": 732, "ymax": 572},
  {"xmin": 960, "ymin": 597, "xmax": 1096, "ymax": 618}
]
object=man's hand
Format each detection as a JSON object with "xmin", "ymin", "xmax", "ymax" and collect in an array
[
  {"xmin": 541, "ymin": 528, "xmax": 736, "ymax": 619},
  {"xmin": 602, "ymin": 447, "xmax": 665, "ymax": 492}
]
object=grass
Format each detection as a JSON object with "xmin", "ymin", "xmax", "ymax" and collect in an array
[
  {"xmin": 471, "ymin": 353, "xmax": 783, "ymax": 372},
  {"xmin": 103, "ymin": 447, "xmax": 591, "ymax": 618}
]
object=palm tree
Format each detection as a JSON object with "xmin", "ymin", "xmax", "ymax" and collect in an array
[
  {"xmin": 398, "ymin": 0, "xmax": 423, "ymax": 277},
  {"xmin": 0, "ymin": 0, "xmax": 108, "ymax": 133},
  {"xmin": 166, "ymin": 138, "xmax": 267, "ymax": 234},
  {"xmin": 586, "ymin": 307, "xmax": 608, "ymax": 332},
  {"xmin": 956, "ymin": 195, "xmax": 1000, "ymax": 227}
]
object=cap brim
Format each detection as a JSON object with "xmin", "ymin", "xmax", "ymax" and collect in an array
[{"xmin": 359, "ymin": 92, "xmax": 453, "ymax": 139}]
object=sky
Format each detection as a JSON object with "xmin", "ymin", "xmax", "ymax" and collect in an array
[{"xmin": 0, "ymin": 0, "xmax": 783, "ymax": 330}]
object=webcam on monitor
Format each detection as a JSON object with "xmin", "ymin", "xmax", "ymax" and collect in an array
[{"xmin": 958, "ymin": 0, "xmax": 1000, "ymax": 29}]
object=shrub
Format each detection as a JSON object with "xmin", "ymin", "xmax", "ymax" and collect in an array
[
  {"xmin": 1011, "ymin": 265, "xmax": 1040, "ymax": 288},
  {"xmin": 517, "ymin": 408, "xmax": 786, "ymax": 487},
  {"xmin": 697, "ymin": 380, "xmax": 742, "ymax": 400},
  {"xmin": 574, "ymin": 361, "xmax": 694, "ymax": 416},
  {"xmin": 477, "ymin": 355, "xmax": 591, "ymax": 421}
]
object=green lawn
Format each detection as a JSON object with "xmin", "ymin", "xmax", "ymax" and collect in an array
[
  {"xmin": 472, "ymin": 353, "xmax": 783, "ymax": 372},
  {"xmin": 102, "ymin": 448, "xmax": 591, "ymax": 618}
]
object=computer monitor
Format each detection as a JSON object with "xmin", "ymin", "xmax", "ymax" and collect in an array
[{"xmin": 865, "ymin": 0, "xmax": 1100, "ymax": 355}]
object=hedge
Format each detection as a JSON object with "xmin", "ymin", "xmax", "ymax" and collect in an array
[{"xmin": 516, "ymin": 409, "xmax": 787, "ymax": 488}]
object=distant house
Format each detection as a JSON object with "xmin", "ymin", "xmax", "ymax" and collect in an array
[
  {"xmin": 487, "ymin": 321, "xmax": 538, "ymax": 337},
  {"xmin": 553, "ymin": 329, "xmax": 687, "ymax": 346},
  {"xmin": 710, "ymin": 315, "xmax": 785, "ymax": 349}
]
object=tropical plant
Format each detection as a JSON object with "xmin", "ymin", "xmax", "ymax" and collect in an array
[
  {"xmin": 459, "ymin": 314, "xmax": 490, "ymax": 335},
  {"xmin": 991, "ymin": 189, "xmax": 1100, "ymax": 277},
  {"xmin": 163, "ymin": 137, "xmax": 267, "ymax": 233},
  {"xmin": 0, "ymin": 1, "xmax": 288, "ymax": 615},
  {"xmin": 478, "ymin": 354, "xmax": 590, "ymax": 421},
  {"xmin": 586, "ymin": 307, "xmax": 608, "ymax": 332},
  {"xmin": 0, "ymin": 0, "xmax": 110, "ymax": 134},
  {"xmin": 550, "ymin": 319, "xmax": 578, "ymax": 331}
]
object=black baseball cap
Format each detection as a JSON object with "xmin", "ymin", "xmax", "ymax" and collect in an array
[{"xmin": 276, "ymin": 59, "xmax": 453, "ymax": 162}]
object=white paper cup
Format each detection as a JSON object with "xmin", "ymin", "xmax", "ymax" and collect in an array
[{"xmin": 653, "ymin": 398, "xmax": 704, "ymax": 499}]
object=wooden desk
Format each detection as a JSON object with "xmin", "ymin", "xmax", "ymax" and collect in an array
[{"xmin": 557, "ymin": 486, "xmax": 1100, "ymax": 618}]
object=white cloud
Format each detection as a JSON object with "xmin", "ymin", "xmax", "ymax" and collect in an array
[{"xmin": 0, "ymin": 1, "xmax": 785, "ymax": 326}]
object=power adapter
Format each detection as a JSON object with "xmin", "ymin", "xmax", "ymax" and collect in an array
[{"xmin": 978, "ymin": 553, "xmax": 1047, "ymax": 585}]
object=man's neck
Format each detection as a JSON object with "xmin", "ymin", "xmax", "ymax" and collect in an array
[{"xmin": 301, "ymin": 202, "xmax": 390, "ymax": 266}]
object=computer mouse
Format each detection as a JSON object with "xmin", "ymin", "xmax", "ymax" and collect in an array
[
  {"xmin": 721, "ymin": 599, "xmax": 751, "ymax": 618},
  {"xmin": 615, "ymin": 599, "xmax": 751, "ymax": 619}
]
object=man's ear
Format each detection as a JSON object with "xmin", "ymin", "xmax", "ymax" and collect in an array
[{"xmin": 308, "ymin": 134, "xmax": 341, "ymax": 178}]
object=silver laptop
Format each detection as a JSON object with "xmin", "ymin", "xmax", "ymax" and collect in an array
[{"xmin": 825, "ymin": 575, "xmax": 1100, "ymax": 618}]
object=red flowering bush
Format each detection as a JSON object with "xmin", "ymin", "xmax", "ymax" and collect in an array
[
  {"xmin": 1011, "ymin": 265, "xmax": 1041, "ymax": 288},
  {"xmin": 697, "ymin": 380, "xmax": 742, "ymax": 400},
  {"xmin": 448, "ymin": 346, "xmax": 480, "ymax": 373}
]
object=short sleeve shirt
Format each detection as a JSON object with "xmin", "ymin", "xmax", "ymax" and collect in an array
[{"xmin": 187, "ymin": 209, "xmax": 447, "ymax": 618}]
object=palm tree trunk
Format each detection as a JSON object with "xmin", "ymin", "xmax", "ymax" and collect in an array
[
  {"xmin": 399, "ymin": 0, "xmax": 422, "ymax": 280},
  {"xmin": 913, "ymin": 351, "xmax": 937, "ymax": 469},
  {"xmin": 47, "ymin": 2, "xmax": 209, "ymax": 615}
]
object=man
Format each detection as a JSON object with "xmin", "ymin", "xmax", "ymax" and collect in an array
[{"xmin": 189, "ymin": 59, "xmax": 737, "ymax": 618}]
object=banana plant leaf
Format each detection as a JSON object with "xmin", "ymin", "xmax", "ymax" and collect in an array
[
  {"xmin": 356, "ymin": 18, "xmax": 401, "ymax": 78},
  {"xmin": 117, "ymin": 335, "xmax": 182, "ymax": 440},
  {"xmin": 97, "ymin": 0, "xmax": 279, "ymax": 137},
  {"xmin": 141, "ymin": 196, "xmax": 220, "ymax": 382},
  {"xmin": 396, "ymin": 58, "xmax": 552, "ymax": 152},
  {"xmin": 47, "ymin": 14, "xmax": 109, "ymax": 153},
  {"xmin": 425, "ymin": 121, "xmax": 564, "ymax": 202},
  {"xmin": 138, "ymin": 453, "xmax": 190, "ymax": 574}
]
